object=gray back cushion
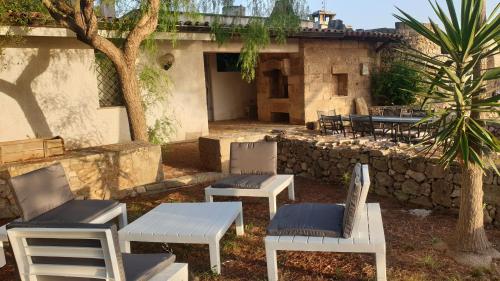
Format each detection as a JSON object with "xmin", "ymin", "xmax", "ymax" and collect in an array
[
  {"xmin": 230, "ymin": 142, "xmax": 277, "ymax": 175},
  {"xmin": 342, "ymin": 163, "xmax": 370, "ymax": 238},
  {"xmin": 9, "ymin": 163, "xmax": 75, "ymax": 221}
]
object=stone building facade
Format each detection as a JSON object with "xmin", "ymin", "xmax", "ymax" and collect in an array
[{"xmin": 256, "ymin": 37, "xmax": 386, "ymax": 124}]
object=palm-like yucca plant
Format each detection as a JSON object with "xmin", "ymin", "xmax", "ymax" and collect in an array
[{"xmin": 395, "ymin": 0, "xmax": 499, "ymax": 262}]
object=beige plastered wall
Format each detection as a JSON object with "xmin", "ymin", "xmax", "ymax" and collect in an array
[
  {"xmin": 0, "ymin": 36, "xmax": 130, "ymax": 149},
  {"xmin": 206, "ymin": 53, "xmax": 256, "ymax": 121},
  {"xmin": 0, "ymin": 26, "xmax": 300, "ymax": 146}
]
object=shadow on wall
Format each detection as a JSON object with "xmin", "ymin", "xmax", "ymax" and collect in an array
[
  {"xmin": 0, "ymin": 39, "xmax": 106, "ymax": 148},
  {"xmin": 0, "ymin": 48, "xmax": 52, "ymax": 138}
]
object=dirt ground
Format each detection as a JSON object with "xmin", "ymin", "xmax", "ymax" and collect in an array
[
  {"xmin": 1, "ymin": 177, "xmax": 498, "ymax": 281},
  {"xmin": 162, "ymin": 141, "xmax": 209, "ymax": 179}
]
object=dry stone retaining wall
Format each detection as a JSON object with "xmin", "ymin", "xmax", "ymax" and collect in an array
[
  {"xmin": 0, "ymin": 141, "xmax": 163, "ymax": 219},
  {"xmin": 269, "ymin": 135, "xmax": 500, "ymax": 227}
]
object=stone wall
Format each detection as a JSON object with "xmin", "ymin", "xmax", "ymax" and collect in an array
[
  {"xmin": 0, "ymin": 141, "xmax": 163, "ymax": 219},
  {"xmin": 302, "ymin": 40, "xmax": 378, "ymax": 122},
  {"xmin": 199, "ymin": 133, "xmax": 266, "ymax": 173},
  {"xmin": 395, "ymin": 22, "xmax": 442, "ymax": 57},
  {"xmin": 256, "ymin": 53, "xmax": 305, "ymax": 124},
  {"xmin": 269, "ymin": 135, "xmax": 500, "ymax": 227}
]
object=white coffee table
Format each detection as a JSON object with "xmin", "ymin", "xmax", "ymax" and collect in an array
[{"xmin": 118, "ymin": 202, "xmax": 244, "ymax": 274}]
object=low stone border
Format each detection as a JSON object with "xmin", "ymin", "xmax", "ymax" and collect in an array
[
  {"xmin": 130, "ymin": 172, "xmax": 226, "ymax": 197},
  {"xmin": 267, "ymin": 135, "xmax": 500, "ymax": 227}
]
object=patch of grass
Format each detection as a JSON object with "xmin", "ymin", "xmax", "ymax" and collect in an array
[
  {"xmin": 431, "ymin": 236, "xmax": 440, "ymax": 245},
  {"xmin": 333, "ymin": 268, "xmax": 346, "ymax": 279},
  {"xmin": 419, "ymin": 255, "xmax": 440, "ymax": 269},
  {"xmin": 470, "ymin": 267, "xmax": 490, "ymax": 279}
]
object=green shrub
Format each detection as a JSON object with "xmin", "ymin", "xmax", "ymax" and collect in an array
[{"xmin": 371, "ymin": 61, "xmax": 423, "ymax": 106}]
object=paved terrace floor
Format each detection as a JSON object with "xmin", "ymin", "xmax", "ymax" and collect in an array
[
  {"xmin": 208, "ymin": 120, "xmax": 304, "ymax": 138},
  {"xmin": 163, "ymin": 120, "xmax": 411, "ymax": 179}
]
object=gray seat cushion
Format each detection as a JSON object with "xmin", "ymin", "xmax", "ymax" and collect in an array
[
  {"xmin": 9, "ymin": 163, "xmax": 75, "ymax": 221},
  {"xmin": 342, "ymin": 163, "xmax": 369, "ymax": 238},
  {"xmin": 267, "ymin": 203, "xmax": 344, "ymax": 237},
  {"xmin": 212, "ymin": 175, "xmax": 276, "ymax": 189},
  {"xmin": 30, "ymin": 199, "xmax": 120, "ymax": 223},
  {"xmin": 123, "ymin": 253, "xmax": 176, "ymax": 281},
  {"xmin": 230, "ymin": 142, "xmax": 277, "ymax": 175}
]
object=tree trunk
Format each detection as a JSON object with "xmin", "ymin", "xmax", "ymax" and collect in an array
[
  {"xmin": 114, "ymin": 62, "xmax": 149, "ymax": 142},
  {"xmin": 456, "ymin": 162, "xmax": 491, "ymax": 252}
]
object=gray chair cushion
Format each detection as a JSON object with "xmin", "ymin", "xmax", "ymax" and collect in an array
[
  {"xmin": 9, "ymin": 163, "xmax": 75, "ymax": 221},
  {"xmin": 230, "ymin": 142, "xmax": 277, "ymax": 175},
  {"xmin": 123, "ymin": 253, "xmax": 176, "ymax": 281},
  {"xmin": 30, "ymin": 199, "xmax": 120, "ymax": 223},
  {"xmin": 342, "ymin": 163, "xmax": 369, "ymax": 238},
  {"xmin": 212, "ymin": 175, "xmax": 276, "ymax": 189},
  {"xmin": 267, "ymin": 203, "xmax": 344, "ymax": 237}
]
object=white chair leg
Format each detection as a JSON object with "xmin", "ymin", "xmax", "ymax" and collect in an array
[
  {"xmin": 375, "ymin": 250, "xmax": 387, "ymax": 281},
  {"xmin": 205, "ymin": 191, "xmax": 214, "ymax": 202},
  {"xmin": 0, "ymin": 241, "xmax": 5, "ymax": 268},
  {"xmin": 235, "ymin": 209, "xmax": 244, "ymax": 236},
  {"xmin": 268, "ymin": 196, "xmax": 277, "ymax": 220},
  {"xmin": 118, "ymin": 204, "xmax": 128, "ymax": 229},
  {"xmin": 209, "ymin": 240, "xmax": 221, "ymax": 274},
  {"xmin": 266, "ymin": 246, "xmax": 278, "ymax": 281},
  {"xmin": 288, "ymin": 179, "xmax": 295, "ymax": 201},
  {"xmin": 120, "ymin": 239, "xmax": 131, "ymax": 254}
]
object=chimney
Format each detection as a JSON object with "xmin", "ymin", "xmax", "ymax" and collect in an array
[
  {"xmin": 100, "ymin": 0, "xmax": 116, "ymax": 19},
  {"xmin": 222, "ymin": 5, "xmax": 246, "ymax": 16}
]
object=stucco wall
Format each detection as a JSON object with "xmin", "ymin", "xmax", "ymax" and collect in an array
[
  {"xmin": 207, "ymin": 53, "xmax": 256, "ymax": 121},
  {"xmin": 145, "ymin": 40, "xmax": 210, "ymax": 142},
  {"xmin": 0, "ymin": 36, "xmax": 131, "ymax": 149},
  {"xmin": 302, "ymin": 40, "xmax": 378, "ymax": 122}
]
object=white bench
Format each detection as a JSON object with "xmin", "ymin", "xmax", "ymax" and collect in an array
[
  {"xmin": 265, "ymin": 203, "xmax": 386, "ymax": 280},
  {"xmin": 0, "ymin": 203, "xmax": 127, "ymax": 268},
  {"xmin": 205, "ymin": 174, "xmax": 295, "ymax": 219}
]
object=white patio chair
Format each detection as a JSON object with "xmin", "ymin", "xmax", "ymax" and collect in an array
[
  {"xmin": 0, "ymin": 163, "xmax": 127, "ymax": 268},
  {"xmin": 205, "ymin": 142, "xmax": 295, "ymax": 219},
  {"xmin": 7, "ymin": 222, "xmax": 188, "ymax": 281},
  {"xmin": 264, "ymin": 164, "xmax": 386, "ymax": 280}
]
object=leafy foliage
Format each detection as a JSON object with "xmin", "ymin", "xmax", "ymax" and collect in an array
[
  {"xmin": 371, "ymin": 61, "xmax": 423, "ymax": 106},
  {"xmin": 210, "ymin": 0, "xmax": 308, "ymax": 81},
  {"xmin": 395, "ymin": 0, "xmax": 500, "ymax": 171},
  {"xmin": 1, "ymin": 0, "xmax": 308, "ymax": 142},
  {"xmin": 0, "ymin": 0, "xmax": 50, "ymax": 25}
]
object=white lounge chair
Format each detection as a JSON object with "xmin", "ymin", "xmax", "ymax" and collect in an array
[
  {"xmin": 205, "ymin": 142, "xmax": 295, "ymax": 219},
  {"xmin": 264, "ymin": 164, "xmax": 386, "ymax": 280},
  {"xmin": 7, "ymin": 222, "xmax": 188, "ymax": 281},
  {"xmin": 0, "ymin": 163, "xmax": 128, "ymax": 268}
]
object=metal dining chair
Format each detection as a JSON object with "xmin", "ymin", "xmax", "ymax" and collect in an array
[{"xmin": 349, "ymin": 115, "xmax": 377, "ymax": 141}]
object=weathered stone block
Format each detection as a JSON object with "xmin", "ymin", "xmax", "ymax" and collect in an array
[
  {"xmin": 425, "ymin": 164, "xmax": 447, "ymax": 179},
  {"xmin": 376, "ymin": 172, "xmax": 394, "ymax": 187},
  {"xmin": 372, "ymin": 158, "xmax": 388, "ymax": 171},
  {"xmin": 406, "ymin": 170, "xmax": 426, "ymax": 183},
  {"xmin": 432, "ymin": 179, "xmax": 453, "ymax": 207},
  {"xmin": 391, "ymin": 158, "xmax": 409, "ymax": 174},
  {"xmin": 409, "ymin": 196, "xmax": 434, "ymax": 208}
]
